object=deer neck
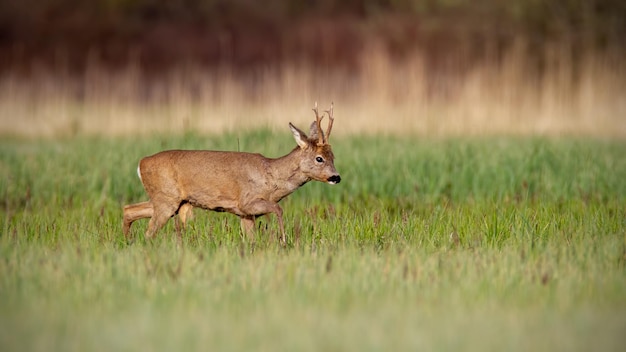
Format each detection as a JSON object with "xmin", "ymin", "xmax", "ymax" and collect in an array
[{"xmin": 267, "ymin": 148, "xmax": 310, "ymax": 199}]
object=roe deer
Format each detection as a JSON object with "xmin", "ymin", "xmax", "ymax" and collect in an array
[{"xmin": 123, "ymin": 102, "xmax": 340, "ymax": 244}]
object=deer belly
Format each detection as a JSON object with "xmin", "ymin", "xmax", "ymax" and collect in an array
[{"xmin": 187, "ymin": 196, "xmax": 245, "ymax": 216}]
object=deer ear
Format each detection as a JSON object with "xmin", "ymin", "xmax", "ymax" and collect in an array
[
  {"xmin": 308, "ymin": 121, "xmax": 325, "ymax": 143},
  {"xmin": 289, "ymin": 123, "xmax": 309, "ymax": 149}
]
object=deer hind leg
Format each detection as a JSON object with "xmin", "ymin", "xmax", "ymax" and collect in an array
[
  {"xmin": 178, "ymin": 202, "xmax": 194, "ymax": 226},
  {"xmin": 174, "ymin": 203, "xmax": 194, "ymax": 238},
  {"xmin": 145, "ymin": 201, "xmax": 179, "ymax": 239},
  {"xmin": 123, "ymin": 201, "xmax": 154, "ymax": 239}
]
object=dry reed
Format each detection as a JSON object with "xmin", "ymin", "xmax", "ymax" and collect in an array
[{"xmin": 1, "ymin": 43, "xmax": 624, "ymax": 138}]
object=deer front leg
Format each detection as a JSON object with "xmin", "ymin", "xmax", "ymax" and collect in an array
[
  {"xmin": 240, "ymin": 216, "xmax": 256, "ymax": 242},
  {"xmin": 241, "ymin": 200, "xmax": 286, "ymax": 245}
]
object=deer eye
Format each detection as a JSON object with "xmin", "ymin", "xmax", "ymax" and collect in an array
[{"xmin": 315, "ymin": 156, "xmax": 324, "ymax": 163}]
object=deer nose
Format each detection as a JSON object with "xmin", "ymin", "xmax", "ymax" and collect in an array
[{"xmin": 328, "ymin": 175, "xmax": 341, "ymax": 184}]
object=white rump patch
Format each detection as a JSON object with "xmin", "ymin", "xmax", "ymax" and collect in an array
[{"xmin": 137, "ymin": 164, "xmax": 142, "ymax": 182}]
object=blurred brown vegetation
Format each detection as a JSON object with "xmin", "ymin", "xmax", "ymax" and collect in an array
[
  {"xmin": 0, "ymin": 0, "xmax": 624, "ymax": 137},
  {"xmin": 1, "ymin": 0, "xmax": 624, "ymax": 74}
]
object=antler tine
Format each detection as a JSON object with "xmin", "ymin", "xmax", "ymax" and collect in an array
[
  {"xmin": 312, "ymin": 101, "xmax": 325, "ymax": 144},
  {"xmin": 324, "ymin": 102, "xmax": 334, "ymax": 143}
]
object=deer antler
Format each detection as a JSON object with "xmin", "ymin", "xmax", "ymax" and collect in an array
[
  {"xmin": 312, "ymin": 101, "xmax": 325, "ymax": 145},
  {"xmin": 324, "ymin": 102, "xmax": 334, "ymax": 143}
]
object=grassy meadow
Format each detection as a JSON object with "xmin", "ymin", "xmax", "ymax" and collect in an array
[{"xmin": 1, "ymin": 130, "xmax": 625, "ymax": 351}]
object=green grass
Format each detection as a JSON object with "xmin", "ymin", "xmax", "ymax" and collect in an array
[{"xmin": 1, "ymin": 132, "xmax": 625, "ymax": 351}]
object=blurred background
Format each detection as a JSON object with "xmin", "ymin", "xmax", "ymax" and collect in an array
[{"xmin": 0, "ymin": 0, "xmax": 624, "ymax": 137}]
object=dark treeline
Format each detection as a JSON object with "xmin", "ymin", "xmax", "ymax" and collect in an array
[{"xmin": 1, "ymin": 0, "xmax": 624, "ymax": 75}]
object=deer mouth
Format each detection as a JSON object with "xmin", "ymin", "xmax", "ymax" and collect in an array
[{"xmin": 327, "ymin": 175, "xmax": 341, "ymax": 185}]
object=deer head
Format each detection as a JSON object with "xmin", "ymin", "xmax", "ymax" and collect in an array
[{"xmin": 288, "ymin": 102, "xmax": 341, "ymax": 185}]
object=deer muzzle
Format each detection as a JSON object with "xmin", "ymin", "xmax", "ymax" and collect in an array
[{"xmin": 327, "ymin": 175, "xmax": 341, "ymax": 185}]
